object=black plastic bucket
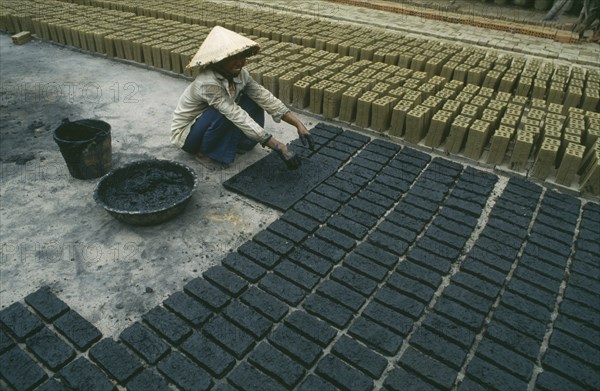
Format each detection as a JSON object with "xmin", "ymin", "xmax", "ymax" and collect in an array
[{"xmin": 53, "ymin": 119, "xmax": 112, "ymax": 179}]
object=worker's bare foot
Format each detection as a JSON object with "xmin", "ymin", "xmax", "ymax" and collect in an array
[{"xmin": 195, "ymin": 153, "xmax": 228, "ymax": 170}]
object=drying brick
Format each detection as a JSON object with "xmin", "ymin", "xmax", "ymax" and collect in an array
[
  {"xmin": 89, "ymin": 338, "xmax": 142, "ymax": 384},
  {"xmin": 24, "ymin": 287, "xmax": 69, "ymax": 322},
  {"xmin": 142, "ymin": 306, "xmax": 192, "ymax": 345},
  {"xmin": 120, "ymin": 322, "xmax": 169, "ymax": 365},
  {"xmin": 184, "ymin": 278, "xmax": 231, "ymax": 310},
  {"xmin": 349, "ymin": 315, "xmax": 404, "ymax": 354},
  {"xmin": 180, "ymin": 332, "xmax": 235, "ymax": 378}
]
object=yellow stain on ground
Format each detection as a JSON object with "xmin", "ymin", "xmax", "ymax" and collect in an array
[{"xmin": 206, "ymin": 213, "xmax": 243, "ymax": 224}]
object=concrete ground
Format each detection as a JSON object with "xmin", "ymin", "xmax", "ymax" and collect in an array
[{"xmin": 0, "ymin": 1, "xmax": 599, "ymax": 390}]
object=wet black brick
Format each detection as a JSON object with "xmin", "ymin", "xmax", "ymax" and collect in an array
[
  {"xmin": 532, "ymin": 223, "xmax": 574, "ymax": 246},
  {"xmin": 142, "ymin": 306, "xmax": 192, "ymax": 345},
  {"xmin": 287, "ymin": 248, "xmax": 333, "ymax": 277},
  {"xmin": 494, "ymin": 198, "xmax": 534, "ymax": 219},
  {"xmin": 512, "ymin": 267, "xmax": 561, "ymax": 297},
  {"xmin": 253, "ymin": 230, "xmax": 294, "ymax": 256},
  {"xmin": 367, "ymin": 138, "xmax": 401, "ymax": 154},
  {"xmin": 350, "ymin": 157, "xmax": 384, "ymax": 173},
  {"xmin": 358, "ymin": 189, "xmax": 396, "ymax": 209},
  {"xmin": 316, "ymin": 226, "xmax": 356, "ymax": 251},
  {"xmin": 89, "ymin": 338, "xmax": 142, "ymax": 384},
  {"xmin": 506, "ymin": 276, "xmax": 557, "ymax": 309},
  {"xmin": 439, "ymin": 207, "xmax": 479, "ymax": 228},
  {"xmin": 410, "ymin": 326, "xmax": 468, "ymax": 370},
  {"xmin": 403, "ymin": 193, "xmax": 439, "ymax": 213},
  {"xmin": 397, "ymin": 260, "xmax": 443, "ymax": 288},
  {"xmin": 54, "ymin": 309, "xmax": 101, "ymax": 351},
  {"xmin": 543, "ymin": 349, "xmax": 599, "ymax": 389},
  {"xmin": 36, "ymin": 378, "xmax": 68, "ymax": 391},
  {"xmin": 476, "ymin": 338, "xmax": 535, "ymax": 380},
  {"xmin": 184, "ymin": 278, "xmax": 230, "ymax": 310},
  {"xmin": 203, "ymin": 316, "xmax": 254, "ymax": 359},
  {"xmin": 24, "ymin": 287, "xmax": 69, "ymax": 322},
  {"xmin": 328, "ymin": 140, "xmax": 360, "ymax": 155},
  {"xmin": 284, "ymin": 310, "xmax": 337, "ymax": 347},
  {"xmin": 468, "ymin": 246, "xmax": 513, "ymax": 273},
  {"xmin": 559, "ymin": 299, "xmax": 600, "ymax": 328},
  {"xmin": 298, "ymin": 375, "xmax": 337, "ymax": 391},
  {"xmin": 384, "ymin": 366, "xmax": 439, "ymax": 391},
  {"xmin": 248, "ymin": 342, "xmax": 305, "ymax": 388},
  {"xmin": 336, "ymin": 171, "xmax": 371, "ymax": 187},
  {"xmin": 259, "ymin": 273, "xmax": 306, "ymax": 305},
  {"xmin": 484, "ymin": 321, "xmax": 540, "ymax": 361},
  {"xmin": 569, "ymin": 273, "xmax": 599, "ymax": 296},
  {"xmin": 480, "ymin": 227, "xmax": 524, "ymax": 251},
  {"xmin": 126, "ymin": 369, "xmax": 171, "ymax": 391},
  {"xmin": 486, "ymin": 217, "xmax": 528, "ymax": 240},
  {"xmin": 519, "ymin": 254, "xmax": 565, "ymax": 281},
  {"xmin": 421, "ymin": 312, "xmax": 476, "ymax": 349},
  {"xmin": 489, "ymin": 207, "xmax": 532, "ymax": 229},
  {"xmin": 368, "ymin": 182, "xmax": 403, "ymax": 201},
  {"xmin": 399, "ymin": 346, "xmax": 457, "ymax": 390},
  {"xmin": 0, "ymin": 329, "xmax": 14, "ymax": 354},
  {"xmin": 359, "ymin": 150, "xmax": 391, "ymax": 164},
  {"xmin": 315, "ymin": 123, "xmax": 344, "ymax": 135},
  {"xmin": 222, "ymin": 252, "xmax": 266, "ymax": 283},
  {"xmin": 542, "ymin": 190, "xmax": 581, "ymax": 213},
  {"xmin": 419, "ymin": 170, "xmax": 456, "ymax": 186},
  {"xmin": 444, "ymin": 197, "xmax": 483, "ymax": 217},
  {"xmin": 464, "ymin": 356, "xmax": 528, "ymax": 391},
  {"xmin": 280, "ymin": 209, "xmax": 321, "ymax": 233},
  {"xmin": 376, "ymin": 221, "xmax": 417, "ymax": 247},
  {"xmin": 538, "ymin": 205, "xmax": 579, "ymax": 225},
  {"xmin": 434, "ymin": 297, "xmax": 486, "ymax": 331},
  {"xmin": 383, "ymin": 163, "xmax": 418, "ymax": 182},
  {"xmin": 267, "ymin": 220, "xmax": 308, "ymax": 244},
  {"xmin": 355, "ymin": 242, "xmax": 399, "ymax": 268},
  {"xmin": 345, "ymin": 252, "xmax": 389, "ymax": 281},
  {"xmin": 505, "ymin": 177, "xmax": 542, "ymax": 198},
  {"xmin": 326, "ymin": 176, "xmax": 363, "ymax": 195},
  {"xmin": 443, "ymin": 285, "xmax": 493, "ymax": 315},
  {"xmin": 330, "ymin": 266, "xmax": 378, "ymax": 296},
  {"xmin": 305, "ymin": 192, "xmax": 341, "ymax": 213},
  {"xmin": 180, "ymin": 332, "xmax": 235, "ymax": 378},
  {"xmin": 222, "ymin": 300, "xmax": 271, "ymax": 339},
  {"xmin": 327, "ymin": 215, "xmax": 369, "ymax": 240},
  {"xmin": 577, "ymin": 227, "xmax": 599, "ymax": 243},
  {"xmin": 0, "ymin": 346, "xmax": 47, "ymax": 390},
  {"xmin": 362, "ymin": 301, "xmax": 413, "ymax": 337},
  {"xmin": 411, "ymin": 185, "xmax": 447, "ymax": 203},
  {"xmin": 275, "ymin": 260, "xmax": 319, "ymax": 290},
  {"xmin": 397, "ymin": 146, "xmax": 431, "ymax": 164},
  {"xmin": 213, "ymin": 382, "xmax": 237, "ymax": 391},
  {"xmin": 316, "ymin": 354, "xmax": 373, "ymax": 391},
  {"xmin": 238, "ymin": 240, "xmax": 281, "ymax": 269},
  {"xmin": 120, "ymin": 322, "xmax": 169, "ymax": 365},
  {"xmin": 563, "ymin": 285, "xmax": 600, "ymax": 312},
  {"xmin": 349, "ymin": 197, "xmax": 388, "ymax": 217},
  {"xmin": 240, "ymin": 287, "xmax": 288, "ymax": 322},
  {"xmin": 453, "ymin": 179, "xmax": 494, "ymax": 198},
  {"xmin": 348, "ymin": 316, "xmax": 402, "ymax": 355},
  {"xmin": 313, "ymin": 183, "xmax": 353, "ymax": 203},
  {"xmin": 375, "ymin": 286, "xmax": 425, "ymax": 319},
  {"xmin": 229, "ymin": 362, "xmax": 287, "ymax": 391},
  {"xmin": 268, "ymin": 325, "xmax": 322, "ymax": 367},
  {"xmin": 429, "ymin": 157, "xmax": 463, "ymax": 176},
  {"xmin": 573, "ymin": 250, "xmax": 598, "ymax": 268},
  {"xmin": 339, "ymin": 205, "xmax": 380, "ymax": 228},
  {"xmin": 394, "ymin": 202, "xmax": 434, "ymax": 223},
  {"xmin": 575, "ymin": 239, "xmax": 600, "ymax": 256},
  {"xmin": 432, "ymin": 216, "xmax": 473, "ymax": 240},
  {"xmin": 374, "ymin": 174, "xmax": 411, "ymax": 193},
  {"xmin": 528, "ymin": 233, "xmax": 572, "ymax": 258},
  {"xmin": 163, "ymin": 291, "xmax": 213, "ymax": 328},
  {"xmin": 535, "ymin": 370, "xmax": 588, "ymax": 391},
  {"xmin": 387, "ymin": 273, "xmax": 436, "ymax": 303},
  {"xmin": 385, "ymin": 211, "xmax": 428, "ymax": 234},
  {"xmin": 549, "ymin": 328, "xmax": 600, "ymax": 368},
  {"xmin": 319, "ymin": 146, "xmax": 353, "ymax": 162},
  {"xmin": 303, "ymin": 236, "xmax": 346, "ymax": 263},
  {"xmin": 303, "ymin": 293, "xmax": 354, "ymax": 328},
  {"xmin": 569, "ymin": 256, "xmax": 600, "ymax": 280},
  {"xmin": 0, "ymin": 302, "xmax": 43, "ymax": 341},
  {"xmin": 523, "ymin": 243, "xmax": 568, "ymax": 269},
  {"xmin": 26, "ymin": 326, "xmax": 75, "ymax": 371},
  {"xmin": 462, "ymin": 166, "xmax": 498, "ymax": 186},
  {"xmin": 418, "ymin": 233, "xmax": 463, "ymax": 259},
  {"xmin": 368, "ymin": 230, "xmax": 410, "ymax": 256},
  {"xmin": 535, "ymin": 212, "xmax": 576, "ymax": 234},
  {"xmin": 59, "ymin": 357, "xmax": 115, "ymax": 391},
  {"xmin": 317, "ymin": 280, "xmax": 365, "ymax": 312},
  {"xmin": 501, "ymin": 190, "xmax": 539, "ymax": 210},
  {"xmin": 461, "ymin": 258, "xmax": 507, "ymax": 286},
  {"xmin": 474, "ymin": 236, "xmax": 519, "ymax": 262},
  {"xmin": 451, "ymin": 272, "xmax": 501, "ymax": 300},
  {"xmin": 293, "ymin": 200, "xmax": 333, "ymax": 224},
  {"xmin": 493, "ymin": 304, "xmax": 546, "ymax": 340},
  {"xmin": 157, "ymin": 351, "xmax": 212, "ymax": 391}
]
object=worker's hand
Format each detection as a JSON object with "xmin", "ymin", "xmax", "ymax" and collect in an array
[
  {"xmin": 298, "ymin": 126, "xmax": 315, "ymax": 151},
  {"xmin": 274, "ymin": 145, "xmax": 301, "ymax": 170}
]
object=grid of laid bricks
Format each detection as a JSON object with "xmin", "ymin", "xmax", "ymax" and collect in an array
[{"xmin": 1, "ymin": 123, "xmax": 598, "ymax": 391}]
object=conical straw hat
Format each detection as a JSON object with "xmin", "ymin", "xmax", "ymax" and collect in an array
[{"xmin": 186, "ymin": 26, "xmax": 260, "ymax": 70}]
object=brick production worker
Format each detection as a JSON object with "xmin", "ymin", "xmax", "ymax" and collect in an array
[{"xmin": 171, "ymin": 26, "xmax": 314, "ymax": 169}]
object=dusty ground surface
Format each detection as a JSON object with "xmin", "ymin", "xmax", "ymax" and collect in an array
[{"xmin": 0, "ymin": 34, "xmax": 317, "ymax": 337}]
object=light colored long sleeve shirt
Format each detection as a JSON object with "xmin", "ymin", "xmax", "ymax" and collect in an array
[{"xmin": 170, "ymin": 67, "xmax": 289, "ymax": 148}]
